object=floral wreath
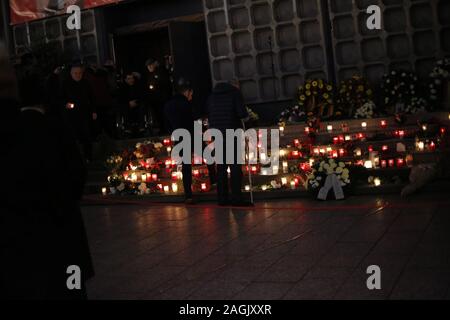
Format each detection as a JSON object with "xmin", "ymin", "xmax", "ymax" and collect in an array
[
  {"xmin": 306, "ymin": 158, "xmax": 350, "ymax": 191},
  {"xmin": 279, "ymin": 79, "xmax": 334, "ymax": 123},
  {"xmin": 382, "ymin": 71, "xmax": 427, "ymax": 114},
  {"xmin": 428, "ymin": 58, "xmax": 450, "ymax": 109},
  {"xmin": 336, "ymin": 75, "xmax": 374, "ymax": 118}
]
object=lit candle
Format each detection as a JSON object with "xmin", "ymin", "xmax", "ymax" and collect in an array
[
  {"xmin": 380, "ymin": 120, "xmax": 387, "ymax": 128},
  {"xmin": 418, "ymin": 141, "xmax": 425, "ymax": 151},
  {"xmin": 294, "ymin": 139, "xmax": 300, "ymax": 147},
  {"xmin": 305, "ymin": 127, "xmax": 310, "ymax": 134},
  {"xmin": 141, "ymin": 173, "xmax": 147, "ymax": 182},
  {"xmin": 292, "ymin": 150, "xmax": 300, "ymax": 158},
  {"xmin": 332, "ymin": 150, "xmax": 338, "ymax": 158},
  {"xmin": 281, "ymin": 177, "xmax": 288, "ymax": 185},
  {"xmin": 429, "ymin": 141, "xmax": 436, "ymax": 151},
  {"xmin": 355, "ymin": 148, "xmax": 362, "ymax": 157},
  {"xmin": 172, "ymin": 183, "xmax": 178, "ymax": 193},
  {"xmin": 339, "ymin": 149, "xmax": 345, "ymax": 157},
  {"xmin": 261, "ymin": 169, "xmax": 268, "ymax": 176},
  {"xmin": 283, "ymin": 161, "xmax": 289, "ymax": 173},
  {"xmin": 131, "ymin": 173, "xmax": 138, "ymax": 182},
  {"xmin": 290, "ymin": 181, "xmax": 296, "ymax": 190},
  {"xmin": 245, "ymin": 185, "xmax": 251, "ymax": 191},
  {"xmin": 279, "ymin": 126, "xmax": 285, "ymax": 135},
  {"xmin": 172, "ymin": 172, "xmax": 179, "ymax": 180},
  {"xmin": 193, "ymin": 170, "xmax": 200, "ymax": 177},
  {"xmin": 397, "ymin": 158, "xmax": 405, "ymax": 167},
  {"xmin": 67, "ymin": 102, "xmax": 75, "ymax": 110},
  {"xmin": 279, "ymin": 150, "xmax": 286, "ymax": 158},
  {"xmin": 152, "ymin": 174, "xmax": 158, "ymax": 181},
  {"xmin": 382, "ymin": 145, "xmax": 388, "ymax": 151},
  {"xmin": 364, "ymin": 160, "xmax": 373, "ymax": 169},
  {"xmin": 201, "ymin": 183, "xmax": 207, "ymax": 191},
  {"xmin": 374, "ymin": 178, "xmax": 381, "ymax": 187},
  {"xmin": 333, "ymin": 137, "xmax": 339, "ymax": 144},
  {"xmin": 164, "ymin": 185, "xmax": 170, "ymax": 193},
  {"xmin": 167, "ymin": 147, "xmax": 172, "ymax": 153},
  {"xmin": 422, "ymin": 124, "xmax": 428, "ymax": 131},
  {"xmin": 102, "ymin": 187, "xmax": 107, "ymax": 196},
  {"xmin": 388, "ymin": 159, "xmax": 395, "ymax": 167},
  {"xmin": 261, "ymin": 185, "xmax": 268, "ymax": 191},
  {"xmin": 381, "ymin": 160, "xmax": 387, "ymax": 168},
  {"xmin": 327, "ymin": 124, "xmax": 333, "ymax": 133},
  {"xmin": 345, "ymin": 135, "xmax": 351, "ymax": 141},
  {"xmin": 361, "ymin": 122, "xmax": 367, "ymax": 129}
]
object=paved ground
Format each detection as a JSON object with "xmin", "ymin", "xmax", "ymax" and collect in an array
[{"xmin": 83, "ymin": 193, "xmax": 450, "ymax": 300}]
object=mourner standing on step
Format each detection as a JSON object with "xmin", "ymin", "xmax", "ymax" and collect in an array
[
  {"xmin": 145, "ymin": 58, "xmax": 171, "ymax": 135},
  {"xmin": 164, "ymin": 78, "xmax": 196, "ymax": 204},
  {"xmin": 206, "ymin": 79, "xmax": 253, "ymax": 207}
]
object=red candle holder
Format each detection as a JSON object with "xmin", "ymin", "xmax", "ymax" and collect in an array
[
  {"xmin": 382, "ymin": 145, "xmax": 389, "ymax": 151},
  {"xmin": 380, "ymin": 120, "xmax": 387, "ymax": 128},
  {"xmin": 397, "ymin": 158, "xmax": 405, "ymax": 167},
  {"xmin": 388, "ymin": 159, "xmax": 395, "ymax": 167},
  {"xmin": 381, "ymin": 160, "xmax": 387, "ymax": 168}
]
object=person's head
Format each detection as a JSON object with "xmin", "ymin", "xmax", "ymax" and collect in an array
[
  {"xmin": 125, "ymin": 73, "xmax": 136, "ymax": 86},
  {"xmin": 0, "ymin": 42, "xmax": 18, "ymax": 102},
  {"xmin": 70, "ymin": 65, "xmax": 84, "ymax": 82},
  {"xmin": 145, "ymin": 58, "xmax": 158, "ymax": 73},
  {"xmin": 176, "ymin": 78, "xmax": 193, "ymax": 102}
]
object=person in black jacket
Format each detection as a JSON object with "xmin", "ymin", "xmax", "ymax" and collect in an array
[
  {"xmin": 164, "ymin": 79, "xmax": 196, "ymax": 203},
  {"xmin": 118, "ymin": 72, "xmax": 145, "ymax": 135},
  {"xmin": 1, "ymin": 47, "xmax": 94, "ymax": 299},
  {"xmin": 61, "ymin": 63, "xmax": 97, "ymax": 162},
  {"xmin": 206, "ymin": 80, "xmax": 252, "ymax": 206},
  {"xmin": 145, "ymin": 58, "xmax": 171, "ymax": 135}
]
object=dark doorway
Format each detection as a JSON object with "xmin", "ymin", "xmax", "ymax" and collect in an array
[
  {"xmin": 113, "ymin": 20, "xmax": 212, "ymax": 113},
  {"xmin": 115, "ymin": 27, "xmax": 171, "ymax": 77}
]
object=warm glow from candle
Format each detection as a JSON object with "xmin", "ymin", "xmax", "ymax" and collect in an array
[
  {"xmin": 281, "ymin": 177, "xmax": 288, "ymax": 185},
  {"xmin": 102, "ymin": 187, "xmax": 107, "ymax": 195},
  {"xmin": 327, "ymin": 124, "xmax": 333, "ymax": 132},
  {"xmin": 172, "ymin": 183, "xmax": 178, "ymax": 193},
  {"xmin": 374, "ymin": 178, "xmax": 381, "ymax": 187},
  {"xmin": 364, "ymin": 160, "xmax": 373, "ymax": 169}
]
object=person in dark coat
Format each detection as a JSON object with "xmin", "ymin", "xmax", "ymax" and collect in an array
[
  {"xmin": 84, "ymin": 65, "xmax": 117, "ymax": 138},
  {"xmin": 164, "ymin": 78, "xmax": 196, "ymax": 203},
  {"xmin": 145, "ymin": 58, "xmax": 171, "ymax": 134},
  {"xmin": 206, "ymin": 80, "xmax": 252, "ymax": 206},
  {"xmin": 61, "ymin": 64, "xmax": 96, "ymax": 162},
  {"xmin": 1, "ymin": 47, "xmax": 94, "ymax": 300},
  {"xmin": 118, "ymin": 72, "xmax": 145, "ymax": 134}
]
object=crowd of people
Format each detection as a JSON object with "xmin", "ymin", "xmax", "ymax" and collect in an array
[{"xmin": 1, "ymin": 43, "xmax": 253, "ymax": 298}]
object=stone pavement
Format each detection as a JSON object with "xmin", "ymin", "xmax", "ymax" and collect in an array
[{"xmin": 82, "ymin": 193, "xmax": 450, "ymax": 300}]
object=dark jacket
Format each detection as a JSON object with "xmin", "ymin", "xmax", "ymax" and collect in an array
[
  {"xmin": 62, "ymin": 78, "xmax": 95, "ymax": 119},
  {"xmin": 164, "ymin": 94, "xmax": 195, "ymax": 134},
  {"xmin": 206, "ymin": 83, "xmax": 248, "ymax": 131},
  {"xmin": 118, "ymin": 82, "xmax": 144, "ymax": 112},
  {"xmin": 1, "ymin": 104, "xmax": 94, "ymax": 299}
]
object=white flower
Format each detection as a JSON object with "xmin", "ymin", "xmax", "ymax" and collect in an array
[
  {"xmin": 336, "ymin": 167, "xmax": 343, "ymax": 174},
  {"xmin": 117, "ymin": 183, "xmax": 125, "ymax": 192}
]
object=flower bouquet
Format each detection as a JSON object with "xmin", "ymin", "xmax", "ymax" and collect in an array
[
  {"xmin": 278, "ymin": 79, "xmax": 334, "ymax": 123},
  {"xmin": 354, "ymin": 101, "xmax": 376, "ymax": 119},
  {"xmin": 428, "ymin": 58, "xmax": 450, "ymax": 110},
  {"xmin": 306, "ymin": 158, "xmax": 350, "ymax": 200},
  {"xmin": 336, "ymin": 75, "xmax": 374, "ymax": 118},
  {"xmin": 382, "ymin": 71, "xmax": 427, "ymax": 114}
]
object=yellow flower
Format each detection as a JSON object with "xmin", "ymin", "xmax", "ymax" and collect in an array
[
  {"xmin": 323, "ymin": 93, "xmax": 329, "ymax": 99},
  {"xmin": 300, "ymin": 95, "xmax": 306, "ymax": 101},
  {"xmin": 327, "ymin": 85, "xmax": 333, "ymax": 91},
  {"xmin": 305, "ymin": 83, "xmax": 311, "ymax": 90},
  {"xmin": 306, "ymin": 91, "xmax": 311, "ymax": 96},
  {"xmin": 312, "ymin": 81, "xmax": 318, "ymax": 87}
]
